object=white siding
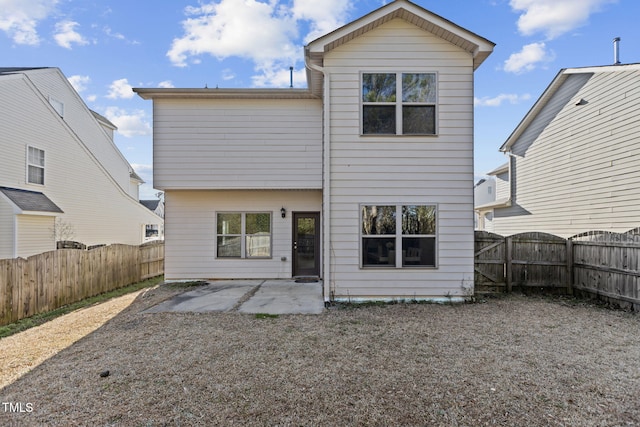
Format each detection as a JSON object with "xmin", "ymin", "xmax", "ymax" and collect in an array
[
  {"xmin": 164, "ymin": 190, "xmax": 321, "ymax": 280},
  {"xmin": 0, "ymin": 74, "xmax": 162, "ymax": 256},
  {"xmin": 493, "ymin": 69, "xmax": 640, "ymax": 238},
  {"xmin": 22, "ymin": 69, "xmax": 135, "ymax": 197},
  {"xmin": 153, "ymin": 98, "xmax": 322, "ymax": 190},
  {"xmin": 16, "ymin": 215, "xmax": 55, "ymax": 258},
  {"xmin": 326, "ymin": 19, "xmax": 475, "ymax": 298}
]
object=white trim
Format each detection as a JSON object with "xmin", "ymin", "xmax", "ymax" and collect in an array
[
  {"xmin": 26, "ymin": 145, "xmax": 45, "ymax": 186},
  {"xmin": 359, "ymin": 204, "xmax": 438, "ymax": 269}
]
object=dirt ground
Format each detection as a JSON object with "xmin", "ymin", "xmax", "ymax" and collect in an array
[{"xmin": 0, "ymin": 285, "xmax": 639, "ymax": 426}]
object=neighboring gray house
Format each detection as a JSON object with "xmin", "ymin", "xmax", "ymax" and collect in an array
[
  {"xmin": 140, "ymin": 199, "xmax": 164, "ymax": 218},
  {"xmin": 488, "ymin": 63, "xmax": 640, "ymax": 238},
  {"xmin": 473, "ymin": 177, "xmax": 496, "ymax": 230},
  {"xmin": 0, "ymin": 67, "xmax": 163, "ymax": 258},
  {"xmin": 135, "ymin": 0, "xmax": 494, "ymax": 301}
]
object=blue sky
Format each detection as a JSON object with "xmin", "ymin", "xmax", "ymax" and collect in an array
[{"xmin": 1, "ymin": 0, "xmax": 637, "ymax": 198}]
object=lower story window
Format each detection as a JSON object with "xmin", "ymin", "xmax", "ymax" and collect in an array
[
  {"xmin": 362, "ymin": 204, "xmax": 436, "ymax": 268},
  {"xmin": 217, "ymin": 212, "xmax": 271, "ymax": 258}
]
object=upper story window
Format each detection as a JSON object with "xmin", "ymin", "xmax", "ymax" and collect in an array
[
  {"xmin": 27, "ymin": 146, "xmax": 45, "ymax": 185},
  {"xmin": 362, "ymin": 72, "xmax": 437, "ymax": 135}
]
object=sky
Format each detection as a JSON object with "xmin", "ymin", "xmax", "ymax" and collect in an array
[{"xmin": 1, "ymin": 0, "xmax": 638, "ymax": 199}]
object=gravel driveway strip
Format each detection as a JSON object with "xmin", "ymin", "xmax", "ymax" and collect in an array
[{"xmin": 1, "ymin": 284, "xmax": 639, "ymax": 426}]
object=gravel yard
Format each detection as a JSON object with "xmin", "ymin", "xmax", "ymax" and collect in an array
[{"xmin": 1, "ymin": 285, "xmax": 639, "ymax": 426}]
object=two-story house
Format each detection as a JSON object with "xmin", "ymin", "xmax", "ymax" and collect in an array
[
  {"xmin": 0, "ymin": 67, "xmax": 163, "ymax": 259},
  {"xmin": 486, "ymin": 63, "xmax": 640, "ymax": 238},
  {"xmin": 134, "ymin": 0, "xmax": 494, "ymax": 301}
]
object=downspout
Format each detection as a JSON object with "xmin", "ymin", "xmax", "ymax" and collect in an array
[
  {"xmin": 506, "ymin": 151, "xmax": 516, "ymax": 205},
  {"xmin": 305, "ymin": 56, "xmax": 332, "ymax": 304}
]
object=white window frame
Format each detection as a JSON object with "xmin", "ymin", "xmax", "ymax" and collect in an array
[
  {"xmin": 360, "ymin": 204, "xmax": 438, "ymax": 269},
  {"xmin": 216, "ymin": 212, "xmax": 272, "ymax": 259},
  {"xmin": 48, "ymin": 96, "xmax": 64, "ymax": 117},
  {"xmin": 27, "ymin": 146, "xmax": 45, "ymax": 185},
  {"xmin": 361, "ymin": 72, "xmax": 438, "ymax": 136}
]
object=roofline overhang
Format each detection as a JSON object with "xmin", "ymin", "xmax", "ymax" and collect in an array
[
  {"xmin": 500, "ymin": 62, "xmax": 640, "ymax": 152},
  {"xmin": 475, "ymin": 198, "xmax": 512, "ymax": 211},
  {"xmin": 133, "ymin": 88, "xmax": 319, "ymax": 100},
  {"xmin": 305, "ymin": 0, "xmax": 494, "ymax": 70},
  {"xmin": 486, "ymin": 162, "xmax": 509, "ymax": 176}
]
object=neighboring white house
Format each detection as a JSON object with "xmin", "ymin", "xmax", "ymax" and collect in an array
[
  {"xmin": 140, "ymin": 198, "xmax": 165, "ymax": 241},
  {"xmin": 134, "ymin": 0, "xmax": 494, "ymax": 301},
  {"xmin": 474, "ymin": 177, "xmax": 496, "ymax": 230},
  {"xmin": 0, "ymin": 67, "xmax": 163, "ymax": 259},
  {"xmin": 486, "ymin": 63, "xmax": 640, "ymax": 238}
]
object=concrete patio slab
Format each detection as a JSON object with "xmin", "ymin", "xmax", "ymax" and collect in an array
[
  {"xmin": 237, "ymin": 280, "xmax": 325, "ymax": 315},
  {"xmin": 143, "ymin": 280, "xmax": 262, "ymax": 313},
  {"xmin": 143, "ymin": 279, "xmax": 325, "ymax": 315}
]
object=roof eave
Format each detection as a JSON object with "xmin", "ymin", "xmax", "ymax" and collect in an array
[
  {"xmin": 133, "ymin": 88, "xmax": 319, "ymax": 100},
  {"xmin": 305, "ymin": 0, "xmax": 494, "ymax": 69},
  {"xmin": 499, "ymin": 70, "xmax": 569, "ymax": 152}
]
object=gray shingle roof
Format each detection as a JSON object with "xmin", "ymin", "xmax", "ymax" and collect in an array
[
  {"xmin": 140, "ymin": 200, "xmax": 159, "ymax": 211},
  {"xmin": 0, "ymin": 187, "xmax": 63, "ymax": 213}
]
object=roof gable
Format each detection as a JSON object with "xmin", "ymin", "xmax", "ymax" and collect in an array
[
  {"xmin": 305, "ymin": 0, "xmax": 494, "ymax": 96},
  {"xmin": 500, "ymin": 63, "xmax": 640, "ymax": 152},
  {"xmin": 307, "ymin": 0, "xmax": 493, "ymax": 65}
]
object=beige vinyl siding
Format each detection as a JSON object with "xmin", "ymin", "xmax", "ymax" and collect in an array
[
  {"xmin": 326, "ymin": 18, "xmax": 475, "ymax": 298},
  {"xmin": 23, "ymin": 69, "xmax": 135, "ymax": 197},
  {"xmin": 494, "ymin": 171, "xmax": 510, "ymax": 201},
  {"xmin": 163, "ymin": 190, "xmax": 321, "ymax": 280},
  {"xmin": 0, "ymin": 200, "xmax": 16, "ymax": 259},
  {"xmin": 153, "ymin": 98, "xmax": 322, "ymax": 190},
  {"xmin": 16, "ymin": 215, "xmax": 55, "ymax": 258},
  {"xmin": 0, "ymin": 74, "xmax": 161, "ymax": 256},
  {"xmin": 493, "ymin": 69, "xmax": 640, "ymax": 237}
]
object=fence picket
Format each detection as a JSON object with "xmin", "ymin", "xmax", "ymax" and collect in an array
[
  {"xmin": 0, "ymin": 242, "xmax": 164, "ymax": 326},
  {"xmin": 476, "ymin": 230, "xmax": 640, "ymax": 310}
]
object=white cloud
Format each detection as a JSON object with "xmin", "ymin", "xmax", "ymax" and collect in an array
[
  {"xmin": 167, "ymin": 0, "xmax": 297, "ymax": 67},
  {"xmin": 510, "ymin": 0, "xmax": 616, "ymax": 39},
  {"xmin": 54, "ymin": 20, "xmax": 88, "ymax": 49},
  {"xmin": 0, "ymin": 0, "xmax": 58, "ymax": 45},
  {"xmin": 222, "ymin": 68, "xmax": 235, "ymax": 81},
  {"xmin": 291, "ymin": 0, "xmax": 352, "ymax": 42},
  {"xmin": 167, "ymin": 0, "xmax": 353, "ymax": 87},
  {"xmin": 475, "ymin": 93, "xmax": 532, "ymax": 107},
  {"xmin": 103, "ymin": 107, "xmax": 151, "ymax": 137},
  {"xmin": 158, "ymin": 80, "xmax": 174, "ymax": 88},
  {"xmin": 504, "ymin": 42, "xmax": 554, "ymax": 74},
  {"xmin": 67, "ymin": 75, "xmax": 90, "ymax": 93},
  {"xmin": 103, "ymin": 26, "xmax": 125, "ymax": 40},
  {"xmin": 106, "ymin": 78, "xmax": 135, "ymax": 99}
]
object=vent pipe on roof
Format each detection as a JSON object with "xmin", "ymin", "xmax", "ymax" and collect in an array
[
  {"xmin": 613, "ymin": 37, "xmax": 621, "ymax": 65},
  {"xmin": 290, "ymin": 66, "xmax": 294, "ymax": 88}
]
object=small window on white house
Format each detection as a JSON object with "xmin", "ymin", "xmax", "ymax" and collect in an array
[
  {"xmin": 48, "ymin": 97, "xmax": 64, "ymax": 117},
  {"xmin": 27, "ymin": 146, "xmax": 45, "ymax": 185},
  {"xmin": 361, "ymin": 205, "xmax": 437, "ymax": 268},
  {"xmin": 217, "ymin": 212, "xmax": 272, "ymax": 258},
  {"xmin": 362, "ymin": 73, "xmax": 437, "ymax": 135}
]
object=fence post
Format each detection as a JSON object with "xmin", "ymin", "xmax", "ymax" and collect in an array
[
  {"xmin": 506, "ymin": 236, "xmax": 512, "ymax": 293},
  {"xmin": 566, "ymin": 239, "xmax": 573, "ymax": 295}
]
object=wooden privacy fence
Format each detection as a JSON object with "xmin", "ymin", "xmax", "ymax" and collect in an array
[
  {"xmin": 475, "ymin": 231, "xmax": 640, "ymax": 311},
  {"xmin": 0, "ymin": 241, "xmax": 164, "ymax": 326}
]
